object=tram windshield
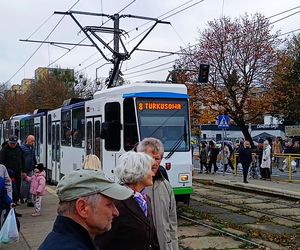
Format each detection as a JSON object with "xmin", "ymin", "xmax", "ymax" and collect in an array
[{"xmin": 136, "ymin": 98, "xmax": 190, "ymax": 152}]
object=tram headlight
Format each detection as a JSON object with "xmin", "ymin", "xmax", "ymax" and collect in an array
[{"xmin": 179, "ymin": 174, "xmax": 189, "ymax": 183}]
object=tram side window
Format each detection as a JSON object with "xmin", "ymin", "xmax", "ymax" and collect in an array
[
  {"xmin": 86, "ymin": 121, "xmax": 92, "ymax": 154},
  {"xmin": 61, "ymin": 110, "xmax": 71, "ymax": 146},
  {"xmin": 94, "ymin": 121, "xmax": 101, "ymax": 159},
  {"xmin": 123, "ymin": 98, "xmax": 138, "ymax": 151},
  {"xmin": 14, "ymin": 121, "xmax": 19, "ymax": 137},
  {"xmin": 72, "ymin": 108, "xmax": 85, "ymax": 148},
  {"xmin": 29, "ymin": 118, "xmax": 34, "ymax": 135},
  {"xmin": 40, "ymin": 116, "xmax": 43, "ymax": 144},
  {"xmin": 104, "ymin": 102, "xmax": 121, "ymax": 151},
  {"xmin": 47, "ymin": 114, "xmax": 52, "ymax": 145}
]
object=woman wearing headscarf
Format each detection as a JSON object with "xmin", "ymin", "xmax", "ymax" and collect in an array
[{"xmin": 95, "ymin": 151, "xmax": 159, "ymax": 250}]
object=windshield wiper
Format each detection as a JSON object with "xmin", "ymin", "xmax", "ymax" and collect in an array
[{"xmin": 165, "ymin": 134, "xmax": 185, "ymax": 160}]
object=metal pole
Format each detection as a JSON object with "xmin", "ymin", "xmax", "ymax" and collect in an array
[
  {"xmin": 234, "ymin": 153, "xmax": 237, "ymax": 176},
  {"xmin": 288, "ymin": 154, "xmax": 292, "ymax": 182},
  {"xmin": 222, "ymin": 128, "xmax": 225, "ymax": 175}
]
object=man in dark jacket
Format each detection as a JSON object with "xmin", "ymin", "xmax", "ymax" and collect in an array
[
  {"xmin": 239, "ymin": 141, "xmax": 253, "ymax": 183},
  {"xmin": 0, "ymin": 135, "xmax": 23, "ymax": 204},
  {"xmin": 38, "ymin": 169, "xmax": 133, "ymax": 250},
  {"xmin": 20, "ymin": 135, "xmax": 37, "ymax": 207}
]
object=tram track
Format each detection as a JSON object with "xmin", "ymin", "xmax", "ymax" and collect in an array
[
  {"xmin": 192, "ymin": 182, "xmax": 300, "ymax": 224},
  {"xmin": 177, "ymin": 213, "xmax": 266, "ymax": 249}
]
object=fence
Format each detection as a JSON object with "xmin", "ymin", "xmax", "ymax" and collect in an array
[{"xmin": 233, "ymin": 153, "xmax": 300, "ymax": 182}]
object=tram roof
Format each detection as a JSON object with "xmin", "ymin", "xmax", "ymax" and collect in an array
[{"xmin": 93, "ymin": 82, "xmax": 188, "ymax": 99}]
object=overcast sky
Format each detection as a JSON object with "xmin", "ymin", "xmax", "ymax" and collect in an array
[{"xmin": 1, "ymin": 0, "xmax": 300, "ymax": 86}]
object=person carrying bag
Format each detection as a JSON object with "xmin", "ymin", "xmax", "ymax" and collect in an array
[{"xmin": 0, "ymin": 208, "xmax": 19, "ymax": 244}]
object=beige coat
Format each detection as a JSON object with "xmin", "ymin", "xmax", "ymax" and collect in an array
[{"xmin": 145, "ymin": 176, "xmax": 178, "ymax": 250}]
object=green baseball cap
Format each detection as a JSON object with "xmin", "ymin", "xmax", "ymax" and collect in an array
[{"xmin": 57, "ymin": 169, "xmax": 133, "ymax": 201}]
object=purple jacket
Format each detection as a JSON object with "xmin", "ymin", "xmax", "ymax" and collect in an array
[{"xmin": 26, "ymin": 171, "xmax": 46, "ymax": 196}]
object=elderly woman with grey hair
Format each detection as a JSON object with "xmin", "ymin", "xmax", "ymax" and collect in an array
[{"xmin": 95, "ymin": 151, "xmax": 160, "ymax": 250}]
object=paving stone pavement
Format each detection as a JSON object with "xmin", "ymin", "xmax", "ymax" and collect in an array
[{"xmin": 1, "ymin": 186, "xmax": 57, "ymax": 250}]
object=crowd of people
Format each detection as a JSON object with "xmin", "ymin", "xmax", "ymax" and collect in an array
[
  {"xmin": 196, "ymin": 136, "xmax": 300, "ymax": 183},
  {"xmin": 0, "ymin": 134, "xmax": 178, "ymax": 250},
  {"xmin": 4, "ymin": 133, "xmax": 299, "ymax": 249},
  {"xmin": 37, "ymin": 137, "xmax": 178, "ymax": 250},
  {"xmin": 0, "ymin": 134, "xmax": 44, "ymax": 233}
]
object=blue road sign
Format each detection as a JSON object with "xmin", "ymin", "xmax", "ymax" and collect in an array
[{"xmin": 218, "ymin": 115, "xmax": 230, "ymax": 129}]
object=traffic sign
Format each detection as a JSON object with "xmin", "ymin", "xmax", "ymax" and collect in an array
[{"xmin": 218, "ymin": 115, "xmax": 230, "ymax": 129}]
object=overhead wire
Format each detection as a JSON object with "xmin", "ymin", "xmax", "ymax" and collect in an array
[
  {"xmin": 125, "ymin": 4, "xmax": 300, "ymax": 78},
  {"xmin": 73, "ymin": 0, "xmax": 137, "ymax": 73},
  {"xmin": 127, "ymin": 0, "xmax": 205, "ymax": 44},
  {"xmin": 270, "ymin": 10, "xmax": 300, "ymax": 25},
  {"xmin": 127, "ymin": 66, "xmax": 173, "ymax": 79},
  {"xmin": 76, "ymin": 0, "xmax": 205, "ymax": 76},
  {"xmin": 5, "ymin": 0, "xmax": 81, "ymax": 84},
  {"xmin": 124, "ymin": 43, "xmax": 197, "ymax": 72},
  {"xmin": 124, "ymin": 60, "xmax": 175, "ymax": 76},
  {"xmin": 76, "ymin": 0, "xmax": 203, "ymax": 78}
]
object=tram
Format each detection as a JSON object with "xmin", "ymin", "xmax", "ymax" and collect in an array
[{"xmin": 1, "ymin": 82, "xmax": 193, "ymax": 202}]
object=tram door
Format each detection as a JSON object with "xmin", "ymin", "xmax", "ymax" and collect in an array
[
  {"xmin": 51, "ymin": 122, "xmax": 60, "ymax": 183},
  {"xmin": 86, "ymin": 116, "xmax": 102, "ymax": 160}
]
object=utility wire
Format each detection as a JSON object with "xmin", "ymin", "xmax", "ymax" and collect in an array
[
  {"xmin": 124, "ymin": 60, "xmax": 175, "ymax": 75},
  {"xmin": 279, "ymin": 27, "xmax": 300, "ymax": 37},
  {"xmin": 124, "ymin": 5, "xmax": 300, "ymax": 75},
  {"xmin": 267, "ymin": 5, "xmax": 300, "ymax": 19},
  {"xmin": 124, "ymin": 43, "xmax": 197, "ymax": 72},
  {"xmin": 5, "ymin": 0, "xmax": 81, "ymax": 84},
  {"xmin": 270, "ymin": 10, "xmax": 300, "ymax": 25},
  {"xmin": 117, "ymin": 0, "xmax": 136, "ymax": 14},
  {"xmin": 76, "ymin": 0, "xmax": 202, "ymax": 73},
  {"xmin": 127, "ymin": 0, "xmax": 197, "ymax": 34},
  {"xmin": 170, "ymin": 24, "xmax": 187, "ymax": 47},
  {"xmin": 127, "ymin": 66, "xmax": 173, "ymax": 79},
  {"xmin": 128, "ymin": 0, "xmax": 205, "ymax": 44},
  {"xmin": 26, "ymin": 14, "xmax": 54, "ymax": 40},
  {"xmin": 53, "ymin": 0, "xmax": 137, "ymax": 72},
  {"xmin": 48, "ymin": 37, "xmax": 88, "ymax": 67}
]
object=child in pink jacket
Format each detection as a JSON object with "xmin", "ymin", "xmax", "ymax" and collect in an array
[{"xmin": 22, "ymin": 163, "xmax": 46, "ymax": 217}]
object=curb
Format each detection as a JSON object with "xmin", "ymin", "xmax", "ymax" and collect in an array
[{"xmin": 194, "ymin": 178, "xmax": 300, "ymax": 201}]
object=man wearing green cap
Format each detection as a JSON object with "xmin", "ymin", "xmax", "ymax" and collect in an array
[{"xmin": 38, "ymin": 169, "xmax": 133, "ymax": 250}]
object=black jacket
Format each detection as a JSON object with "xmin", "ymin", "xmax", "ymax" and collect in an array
[
  {"xmin": 0, "ymin": 144, "xmax": 23, "ymax": 175},
  {"xmin": 239, "ymin": 147, "xmax": 253, "ymax": 167},
  {"xmin": 39, "ymin": 216, "xmax": 96, "ymax": 250},
  {"xmin": 95, "ymin": 196, "xmax": 159, "ymax": 250}
]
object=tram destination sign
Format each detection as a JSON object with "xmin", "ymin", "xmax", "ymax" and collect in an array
[
  {"xmin": 138, "ymin": 102, "xmax": 182, "ymax": 111},
  {"xmin": 285, "ymin": 125, "xmax": 300, "ymax": 137}
]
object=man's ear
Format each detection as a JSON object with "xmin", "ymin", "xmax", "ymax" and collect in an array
[{"xmin": 75, "ymin": 199, "xmax": 90, "ymax": 219}]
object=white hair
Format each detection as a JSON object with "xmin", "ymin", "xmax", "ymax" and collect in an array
[
  {"xmin": 115, "ymin": 151, "xmax": 154, "ymax": 184},
  {"xmin": 136, "ymin": 137, "xmax": 164, "ymax": 157}
]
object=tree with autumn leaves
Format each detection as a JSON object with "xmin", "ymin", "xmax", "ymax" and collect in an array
[
  {"xmin": 270, "ymin": 34, "xmax": 300, "ymax": 125},
  {"xmin": 176, "ymin": 13, "xmax": 281, "ymax": 146}
]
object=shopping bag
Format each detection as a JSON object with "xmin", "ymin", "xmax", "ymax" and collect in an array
[{"xmin": 0, "ymin": 208, "xmax": 19, "ymax": 244}]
